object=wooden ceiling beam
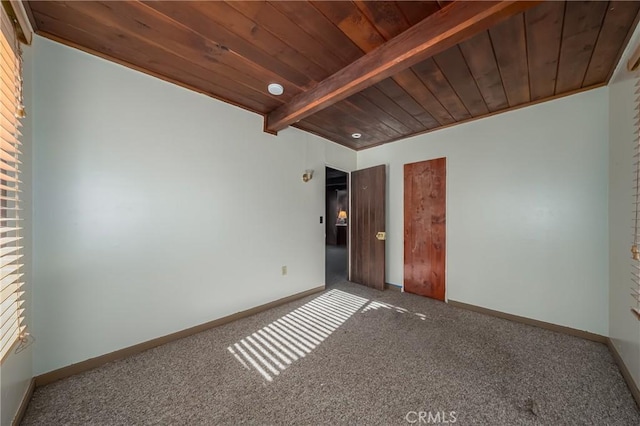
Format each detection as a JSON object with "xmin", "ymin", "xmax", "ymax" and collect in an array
[{"xmin": 265, "ymin": 0, "xmax": 540, "ymax": 133}]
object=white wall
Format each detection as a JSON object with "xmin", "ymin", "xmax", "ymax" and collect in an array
[
  {"xmin": 358, "ymin": 88, "xmax": 610, "ymax": 335},
  {"xmin": 0, "ymin": 42, "xmax": 33, "ymax": 425},
  {"xmin": 609, "ymin": 26, "xmax": 640, "ymax": 390},
  {"xmin": 30, "ymin": 37, "xmax": 356, "ymax": 375},
  {"xmin": 22, "ymin": 30, "xmax": 626, "ymax": 381}
]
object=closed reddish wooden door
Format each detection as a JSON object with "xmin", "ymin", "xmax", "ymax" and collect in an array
[
  {"xmin": 404, "ymin": 158, "xmax": 446, "ymax": 300},
  {"xmin": 350, "ymin": 165, "xmax": 386, "ymax": 291}
]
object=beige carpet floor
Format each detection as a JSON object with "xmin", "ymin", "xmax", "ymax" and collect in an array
[{"xmin": 22, "ymin": 279, "xmax": 640, "ymax": 425}]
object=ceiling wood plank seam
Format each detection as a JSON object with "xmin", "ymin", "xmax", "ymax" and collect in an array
[{"xmin": 265, "ymin": 1, "xmax": 541, "ymax": 133}]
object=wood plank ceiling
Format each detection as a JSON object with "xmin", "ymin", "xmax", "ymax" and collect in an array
[{"xmin": 26, "ymin": 1, "xmax": 640, "ymax": 150}]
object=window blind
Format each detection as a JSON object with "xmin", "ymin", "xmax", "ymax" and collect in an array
[{"xmin": 0, "ymin": 5, "xmax": 26, "ymax": 361}]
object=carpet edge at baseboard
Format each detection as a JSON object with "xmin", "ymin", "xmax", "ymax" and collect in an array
[
  {"xmin": 35, "ymin": 285, "xmax": 325, "ymax": 388},
  {"xmin": 448, "ymin": 299, "xmax": 640, "ymax": 409},
  {"xmin": 607, "ymin": 338, "xmax": 640, "ymax": 409},
  {"xmin": 447, "ymin": 299, "xmax": 607, "ymax": 343},
  {"xmin": 11, "ymin": 377, "xmax": 35, "ymax": 426},
  {"xmin": 384, "ymin": 282, "xmax": 402, "ymax": 292}
]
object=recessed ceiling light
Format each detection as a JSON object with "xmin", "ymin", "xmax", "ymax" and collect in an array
[
  {"xmin": 351, "ymin": 133, "xmax": 362, "ymax": 139},
  {"xmin": 268, "ymin": 83, "xmax": 284, "ymax": 96}
]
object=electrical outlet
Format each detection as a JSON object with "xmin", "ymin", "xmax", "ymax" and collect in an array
[{"xmin": 282, "ymin": 266, "xmax": 287, "ymax": 276}]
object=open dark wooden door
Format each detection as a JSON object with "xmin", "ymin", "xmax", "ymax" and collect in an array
[
  {"xmin": 404, "ymin": 158, "xmax": 446, "ymax": 301},
  {"xmin": 350, "ymin": 165, "xmax": 386, "ymax": 291}
]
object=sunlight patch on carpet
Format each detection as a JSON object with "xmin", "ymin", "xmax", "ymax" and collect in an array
[
  {"xmin": 361, "ymin": 300, "xmax": 427, "ymax": 320},
  {"xmin": 228, "ymin": 289, "xmax": 369, "ymax": 382}
]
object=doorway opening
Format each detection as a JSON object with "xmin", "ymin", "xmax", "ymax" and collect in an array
[{"xmin": 325, "ymin": 167, "xmax": 349, "ymax": 288}]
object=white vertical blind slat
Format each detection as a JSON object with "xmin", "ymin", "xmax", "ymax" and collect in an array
[{"xmin": 0, "ymin": 5, "xmax": 26, "ymax": 362}]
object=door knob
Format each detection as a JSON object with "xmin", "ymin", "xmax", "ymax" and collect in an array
[{"xmin": 376, "ymin": 232, "xmax": 386, "ymax": 241}]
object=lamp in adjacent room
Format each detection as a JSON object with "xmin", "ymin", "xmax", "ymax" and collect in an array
[{"xmin": 337, "ymin": 210, "xmax": 347, "ymax": 224}]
